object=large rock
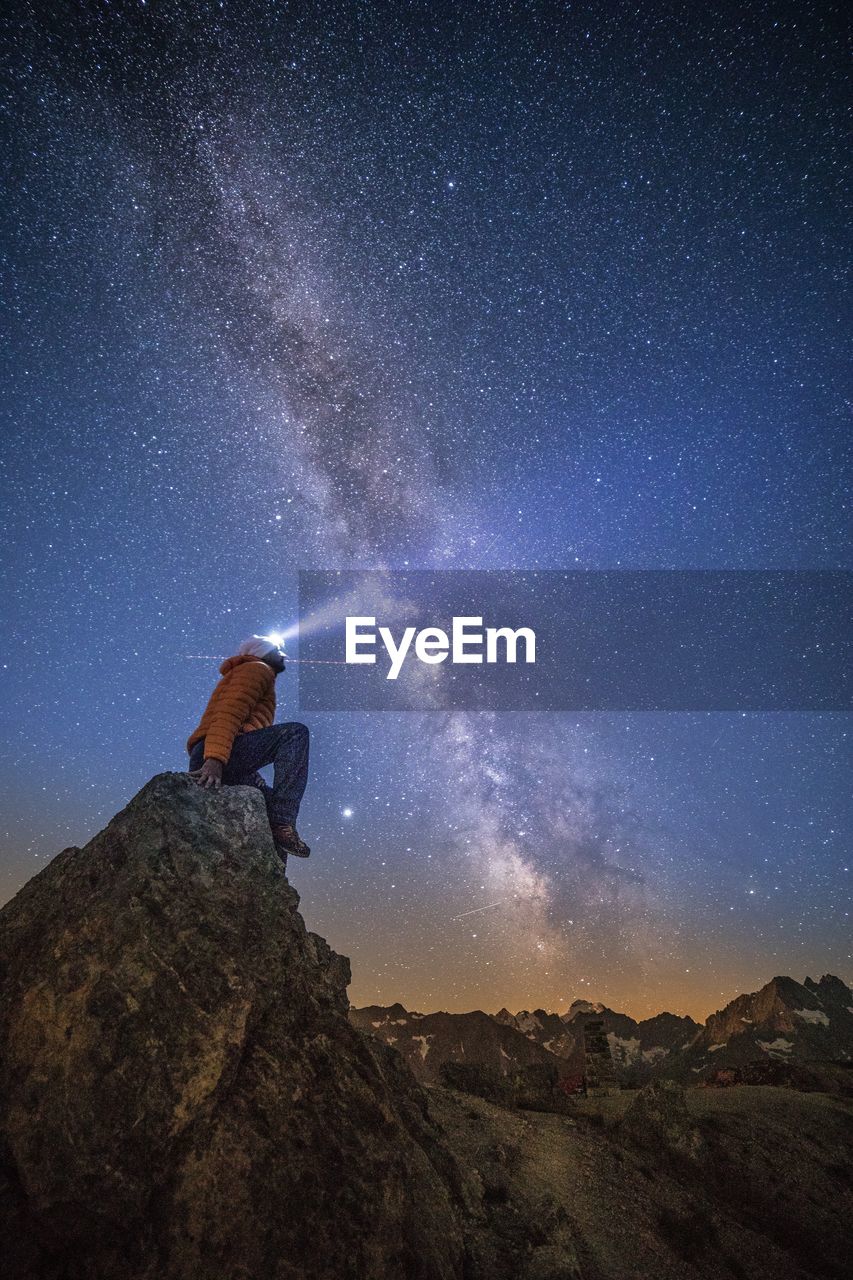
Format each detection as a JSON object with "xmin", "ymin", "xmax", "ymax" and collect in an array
[
  {"xmin": 619, "ymin": 1079, "xmax": 706, "ymax": 1164},
  {"xmin": 0, "ymin": 773, "xmax": 467, "ymax": 1280}
]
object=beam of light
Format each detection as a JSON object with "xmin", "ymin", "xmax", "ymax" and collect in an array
[
  {"xmin": 276, "ymin": 595, "xmax": 354, "ymax": 643},
  {"xmin": 277, "ymin": 576, "xmax": 417, "ymax": 643},
  {"xmin": 277, "ymin": 620, "xmax": 302, "ymax": 642}
]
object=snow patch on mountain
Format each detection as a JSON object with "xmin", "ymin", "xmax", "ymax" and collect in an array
[
  {"xmin": 412, "ymin": 1035, "xmax": 433, "ymax": 1061},
  {"xmin": 758, "ymin": 1038, "xmax": 794, "ymax": 1057},
  {"xmin": 607, "ymin": 1033, "xmax": 641, "ymax": 1064},
  {"xmin": 794, "ymin": 1008, "xmax": 830, "ymax": 1026}
]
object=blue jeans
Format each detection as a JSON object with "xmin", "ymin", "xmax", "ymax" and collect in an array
[{"xmin": 188, "ymin": 723, "xmax": 309, "ymax": 826}]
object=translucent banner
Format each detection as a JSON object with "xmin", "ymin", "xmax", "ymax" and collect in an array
[{"xmin": 294, "ymin": 570, "xmax": 851, "ymax": 711}]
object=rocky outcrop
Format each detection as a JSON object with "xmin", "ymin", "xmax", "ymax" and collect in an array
[
  {"xmin": 0, "ymin": 773, "xmax": 472, "ymax": 1280},
  {"xmin": 439, "ymin": 1060, "xmax": 575, "ymax": 1114},
  {"xmin": 619, "ymin": 1079, "xmax": 706, "ymax": 1163}
]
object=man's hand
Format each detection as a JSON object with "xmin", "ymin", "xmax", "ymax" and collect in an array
[{"xmin": 190, "ymin": 759, "xmax": 223, "ymax": 789}]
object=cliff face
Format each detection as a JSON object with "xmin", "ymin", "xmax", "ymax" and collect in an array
[{"xmin": 0, "ymin": 774, "xmax": 467, "ymax": 1280}]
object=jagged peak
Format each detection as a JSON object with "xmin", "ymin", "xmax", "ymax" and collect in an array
[
  {"xmin": 804, "ymin": 974, "xmax": 852, "ymax": 1000},
  {"xmin": 353, "ymin": 1001, "xmax": 412, "ymax": 1020},
  {"xmin": 561, "ymin": 999, "xmax": 607, "ymax": 1022},
  {"xmin": 639, "ymin": 1011, "xmax": 700, "ymax": 1029}
]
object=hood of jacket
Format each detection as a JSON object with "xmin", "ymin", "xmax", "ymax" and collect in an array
[{"xmin": 218, "ymin": 654, "xmax": 271, "ymax": 676}]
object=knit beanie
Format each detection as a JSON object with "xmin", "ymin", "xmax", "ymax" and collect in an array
[{"xmin": 237, "ymin": 635, "xmax": 282, "ymax": 660}]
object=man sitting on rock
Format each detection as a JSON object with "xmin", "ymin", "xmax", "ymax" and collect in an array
[{"xmin": 187, "ymin": 635, "xmax": 310, "ymax": 860}]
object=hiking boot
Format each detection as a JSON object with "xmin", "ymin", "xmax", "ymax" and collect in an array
[{"xmin": 270, "ymin": 823, "xmax": 311, "ymax": 859}]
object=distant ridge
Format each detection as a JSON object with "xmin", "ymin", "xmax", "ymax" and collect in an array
[{"xmin": 351, "ymin": 973, "xmax": 852, "ymax": 1086}]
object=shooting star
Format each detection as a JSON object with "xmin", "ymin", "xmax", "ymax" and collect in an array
[
  {"xmin": 450, "ymin": 900, "xmax": 506, "ymax": 921},
  {"xmin": 182, "ymin": 654, "xmax": 350, "ymax": 664}
]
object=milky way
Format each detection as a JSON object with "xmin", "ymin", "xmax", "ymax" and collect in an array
[{"xmin": 2, "ymin": 1, "xmax": 849, "ymax": 1018}]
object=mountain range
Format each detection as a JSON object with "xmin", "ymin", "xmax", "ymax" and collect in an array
[{"xmin": 351, "ymin": 973, "xmax": 853, "ymax": 1087}]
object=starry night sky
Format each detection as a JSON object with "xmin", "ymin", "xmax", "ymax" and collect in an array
[{"xmin": 2, "ymin": 0, "xmax": 850, "ymax": 1019}]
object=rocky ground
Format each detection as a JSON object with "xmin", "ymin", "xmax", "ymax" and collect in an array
[
  {"xmin": 1, "ymin": 773, "xmax": 850, "ymax": 1280},
  {"xmin": 427, "ymin": 1081, "xmax": 852, "ymax": 1280}
]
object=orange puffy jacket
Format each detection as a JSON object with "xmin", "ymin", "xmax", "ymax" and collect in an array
[{"xmin": 187, "ymin": 654, "xmax": 276, "ymax": 764}]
